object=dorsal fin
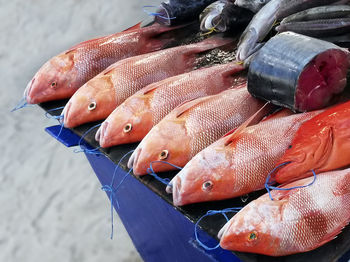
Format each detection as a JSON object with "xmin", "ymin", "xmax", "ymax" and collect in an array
[
  {"xmin": 103, "ymin": 63, "xmax": 120, "ymax": 75},
  {"xmin": 223, "ymin": 127, "xmax": 238, "ymax": 138},
  {"xmin": 333, "ymin": 170, "xmax": 350, "ymax": 196},
  {"xmin": 123, "ymin": 22, "xmax": 142, "ymax": 32},
  {"xmin": 66, "ymin": 35, "xmax": 108, "ymax": 54},
  {"xmin": 173, "ymin": 96, "xmax": 213, "ymax": 118},
  {"xmin": 224, "ymin": 102, "xmax": 270, "ymax": 146},
  {"xmin": 262, "ymin": 108, "xmax": 293, "ymax": 122},
  {"xmin": 142, "ymin": 82, "xmax": 162, "ymax": 95}
]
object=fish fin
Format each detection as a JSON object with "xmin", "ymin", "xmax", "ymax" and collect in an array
[
  {"xmin": 317, "ymin": 222, "xmax": 349, "ymax": 248},
  {"xmin": 66, "ymin": 35, "xmax": 111, "ymax": 53},
  {"xmin": 144, "ymin": 23, "xmax": 190, "ymax": 37},
  {"xmin": 142, "ymin": 83, "xmax": 162, "ymax": 95},
  {"xmin": 123, "ymin": 22, "xmax": 142, "ymax": 32},
  {"xmin": 278, "ymin": 175, "xmax": 315, "ymax": 190},
  {"xmin": 174, "ymin": 96, "xmax": 213, "ymax": 118},
  {"xmin": 224, "ymin": 102, "xmax": 270, "ymax": 146},
  {"xmin": 333, "ymin": 175, "xmax": 350, "ymax": 196},
  {"xmin": 180, "ymin": 36, "xmax": 234, "ymax": 58},
  {"xmin": 220, "ymin": 64, "xmax": 246, "ymax": 80},
  {"xmin": 262, "ymin": 108, "xmax": 293, "ymax": 122},
  {"xmin": 223, "ymin": 128, "xmax": 238, "ymax": 138},
  {"xmin": 102, "ymin": 63, "xmax": 121, "ymax": 76},
  {"xmin": 314, "ymin": 126, "xmax": 334, "ymax": 170}
]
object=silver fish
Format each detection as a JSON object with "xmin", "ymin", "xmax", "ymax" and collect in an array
[
  {"xmin": 281, "ymin": 5, "xmax": 350, "ymax": 24},
  {"xmin": 237, "ymin": 0, "xmax": 340, "ymax": 61},
  {"xmin": 234, "ymin": 0, "xmax": 271, "ymax": 13},
  {"xmin": 277, "ymin": 18, "xmax": 350, "ymax": 37},
  {"xmin": 200, "ymin": 0, "xmax": 228, "ymax": 32}
]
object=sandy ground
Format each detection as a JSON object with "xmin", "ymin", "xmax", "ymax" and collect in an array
[{"xmin": 1, "ymin": 1, "xmax": 160, "ymax": 261}]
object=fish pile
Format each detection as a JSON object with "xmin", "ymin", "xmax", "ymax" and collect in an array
[{"xmin": 19, "ymin": 0, "xmax": 350, "ymax": 258}]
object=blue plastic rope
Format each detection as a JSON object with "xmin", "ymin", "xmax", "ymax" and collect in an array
[
  {"xmin": 55, "ymin": 120, "xmax": 65, "ymax": 140},
  {"xmin": 267, "ymin": 170, "xmax": 317, "ymax": 201},
  {"xmin": 147, "ymin": 160, "xmax": 182, "ymax": 186},
  {"xmin": 11, "ymin": 97, "xmax": 34, "ymax": 112},
  {"xmin": 195, "ymin": 208, "xmax": 242, "ymax": 250},
  {"xmin": 73, "ymin": 123, "xmax": 102, "ymax": 155},
  {"xmin": 45, "ymin": 106, "xmax": 65, "ymax": 120},
  {"xmin": 101, "ymin": 150, "xmax": 135, "ymax": 239},
  {"xmin": 142, "ymin": 5, "xmax": 176, "ymax": 20},
  {"xmin": 265, "ymin": 161, "xmax": 317, "ymax": 200}
]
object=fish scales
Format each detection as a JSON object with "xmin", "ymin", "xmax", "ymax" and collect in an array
[
  {"xmin": 148, "ymin": 69, "xmax": 233, "ymax": 125},
  {"xmin": 129, "ymin": 86, "xmax": 265, "ymax": 175},
  {"xmin": 109, "ymin": 50, "xmax": 189, "ymax": 105},
  {"xmin": 63, "ymin": 37, "xmax": 232, "ymax": 128},
  {"xmin": 186, "ymin": 88, "xmax": 251, "ymax": 156},
  {"xmin": 219, "ymin": 169, "xmax": 350, "ymax": 256},
  {"xmin": 96, "ymin": 63, "xmax": 245, "ymax": 148},
  {"xmin": 169, "ymin": 111, "xmax": 321, "ymax": 206},
  {"xmin": 25, "ymin": 23, "xmax": 183, "ymax": 104}
]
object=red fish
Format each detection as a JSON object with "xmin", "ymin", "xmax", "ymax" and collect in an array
[
  {"xmin": 128, "ymin": 85, "xmax": 267, "ymax": 176},
  {"xmin": 62, "ymin": 37, "xmax": 233, "ymax": 128},
  {"xmin": 275, "ymin": 100, "xmax": 350, "ymax": 184},
  {"xmin": 168, "ymin": 110, "xmax": 320, "ymax": 206},
  {"xmin": 95, "ymin": 62, "xmax": 245, "ymax": 148},
  {"xmin": 219, "ymin": 168, "xmax": 350, "ymax": 256},
  {"xmin": 25, "ymin": 23, "xmax": 185, "ymax": 104}
]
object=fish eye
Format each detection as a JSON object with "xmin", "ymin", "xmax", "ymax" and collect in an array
[
  {"xmin": 51, "ymin": 82, "xmax": 57, "ymax": 88},
  {"xmin": 288, "ymin": 145, "xmax": 292, "ymax": 149},
  {"xmin": 159, "ymin": 150, "xmax": 169, "ymax": 160},
  {"xmin": 88, "ymin": 101, "xmax": 97, "ymax": 111},
  {"xmin": 123, "ymin": 123, "xmax": 133, "ymax": 133},
  {"xmin": 248, "ymin": 231, "xmax": 258, "ymax": 241},
  {"xmin": 202, "ymin": 181, "xmax": 213, "ymax": 191}
]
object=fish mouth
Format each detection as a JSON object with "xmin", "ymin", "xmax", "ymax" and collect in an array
[
  {"xmin": 166, "ymin": 179, "xmax": 173, "ymax": 194},
  {"xmin": 97, "ymin": 121, "xmax": 109, "ymax": 146},
  {"xmin": 172, "ymin": 176, "xmax": 183, "ymax": 206},
  {"xmin": 95, "ymin": 125, "xmax": 102, "ymax": 142},
  {"xmin": 62, "ymin": 102, "xmax": 72, "ymax": 127},
  {"xmin": 24, "ymin": 78, "xmax": 35, "ymax": 104},
  {"xmin": 218, "ymin": 220, "xmax": 230, "ymax": 240},
  {"xmin": 128, "ymin": 147, "xmax": 142, "ymax": 170}
]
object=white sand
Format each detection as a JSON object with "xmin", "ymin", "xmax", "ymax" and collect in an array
[{"xmin": 1, "ymin": 1, "xmax": 160, "ymax": 261}]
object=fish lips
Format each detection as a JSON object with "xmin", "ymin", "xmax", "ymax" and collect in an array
[
  {"xmin": 169, "ymin": 176, "xmax": 184, "ymax": 206},
  {"xmin": 97, "ymin": 121, "xmax": 111, "ymax": 147}
]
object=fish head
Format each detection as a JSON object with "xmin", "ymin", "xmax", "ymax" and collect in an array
[
  {"xmin": 274, "ymin": 132, "xmax": 327, "ymax": 184},
  {"xmin": 169, "ymin": 141, "xmax": 234, "ymax": 206},
  {"xmin": 199, "ymin": 0, "xmax": 227, "ymax": 32},
  {"xmin": 234, "ymin": 0, "xmax": 269, "ymax": 13},
  {"xmin": 96, "ymin": 97, "xmax": 153, "ymax": 148},
  {"xmin": 237, "ymin": 27, "xmax": 259, "ymax": 61},
  {"xmin": 62, "ymin": 74, "xmax": 116, "ymax": 128},
  {"xmin": 25, "ymin": 51, "xmax": 78, "ymax": 104},
  {"xmin": 128, "ymin": 117, "xmax": 191, "ymax": 175},
  {"xmin": 219, "ymin": 197, "xmax": 284, "ymax": 256}
]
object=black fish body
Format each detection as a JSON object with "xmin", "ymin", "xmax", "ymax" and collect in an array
[
  {"xmin": 156, "ymin": 0, "xmax": 218, "ymax": 25},
  {"xmin": 248, "ymin": 32, "xmax": 350, "ymax": 112},
  {"xmin": 277, "ymin": 18, "xmax": 350, "ymax": 37}
]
